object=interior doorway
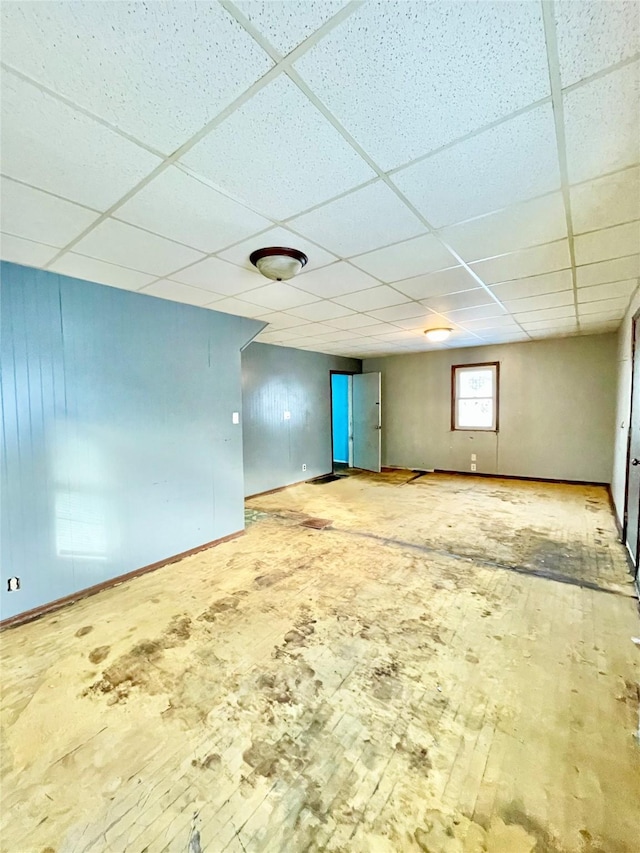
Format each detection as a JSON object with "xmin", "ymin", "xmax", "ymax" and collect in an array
[
  {"xmin": 623, "ymin": 308, "xmax": 640, "ymax": 583},
  {"xmin": 330, "ymin": 372, "xmax": 352, "ymax": 472},
  {"xmin": 330, "ymin": 371, "xmax": 382, "ymax": 475}
]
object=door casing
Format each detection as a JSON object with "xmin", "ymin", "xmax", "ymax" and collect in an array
[{"xmin": 622, "ymin": 307, "xmax": 640, "ymax": 579}]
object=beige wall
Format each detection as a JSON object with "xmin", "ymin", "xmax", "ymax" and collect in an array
[
  {"xmin": 612, "ymin": 287, "xmax": 640, "ymax": 525},
  {"xmin": 365, "ymin": 333, "xmax": 617, "ymax": 484}
]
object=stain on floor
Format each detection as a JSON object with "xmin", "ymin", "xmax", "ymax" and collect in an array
[{"xmin": 0, "ymin": 473, "xmax": 638, "ymax": 852}]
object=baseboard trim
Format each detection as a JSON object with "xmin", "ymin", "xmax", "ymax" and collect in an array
[
  {"xmin": 432, "ymin": 469, "xmax": 609, "ymax": 488},
  {"xmin": 246, "ymin": 475, "xmax": 323, "ymax": 500},
  {"xmin": 0, "ymin": 530, "xmax": 244, "ymax": 631}
]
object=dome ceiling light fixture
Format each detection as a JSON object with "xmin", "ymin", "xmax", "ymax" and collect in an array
[
  {"xmin": 250, "ymin": 246, "xmax": 308, "ymax": 281},
  {"xmin": 424, "ymin": 327, "xmax": 453, "ymax": 343}
]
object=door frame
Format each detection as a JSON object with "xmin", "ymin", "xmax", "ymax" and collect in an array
[
  {"xmin": 329, "ymin": 370, "xmax": 355, "ymax": 471},
  {"xmin": 622, "ymin": 306, "xmax": 640, "ymax": 575}
]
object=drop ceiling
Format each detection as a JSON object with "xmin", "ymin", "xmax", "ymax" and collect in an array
[{"xmin": 1, "ymin": 1, "xmax": 638, "ymax": 358}]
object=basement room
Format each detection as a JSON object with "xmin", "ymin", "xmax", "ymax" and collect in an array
[{"xmin": 1, "ymin": 1, "xmax": 639, "ymax": 852}]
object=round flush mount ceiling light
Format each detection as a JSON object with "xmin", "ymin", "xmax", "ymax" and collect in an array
[
  {"xmin": 424, "ymin": 327, "xmax": 453, "ymax": 343},
  {"xmin": 250, "ymin": 246, "xmax": 308, "ymax": 281}
]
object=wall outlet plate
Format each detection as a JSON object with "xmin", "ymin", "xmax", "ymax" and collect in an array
[
  {"xmin": 302, "ymin": 464, "xmax": 307, "ymax": 472},
  {"xmin": 471, "ymin": 453, "xmax": 477, "ymax": 462},
  {"xmin": 471, "ymin": 463, "xmax": 477, "ymax": 472},
  {"xmin": 284, "ymin": 411, "xmax": 291, "ymax": 420},
  {"xmin": 232, "ymin": 412, "xmax": 239, "ymax": 424},
  {"xmin": 7, "ymin": 577, "xmax": 20, "ymax": 592}
]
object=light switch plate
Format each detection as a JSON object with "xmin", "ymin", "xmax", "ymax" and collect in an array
[
  {"xmin": 232, "ymin": 412, "xmax": 239, "ymax": 424},
  {"xmin": 284, "ymin": 411, "xmax": 291, "ymax": 420}
]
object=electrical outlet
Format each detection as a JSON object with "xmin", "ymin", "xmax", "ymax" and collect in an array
[
  {"xmin": 7, "ymin": 577, "xmax": 20, "ymax": 592},
  {"xmin": 232, "ymin": 412, "xmax": 239, "ymax": 424},
  {"xmin": 471, "ymin": 463, "xmax": 477, "ymax": 472},
  {"xmin": 471, "ymin": 453, "xmax": 477, "ymax": 462},
  {"xmin": 302, "ymin": 464, "xmax": 307, "ymax": 472},
  {"xmin": 284, "ymin": 411, "xmax": 291, "ymax": 420}
]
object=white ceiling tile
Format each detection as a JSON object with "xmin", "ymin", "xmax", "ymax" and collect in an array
[
  {"xmin": 367, "ymin": 302, "xmax": 433, "ymax": 323},
  {"xmin": 256, "ymin": 312, "xmax": 309, "ymax": 330},
  {"xmin": 458, "ymin": 315, "xmax": 520, "ymax": 330},
  {"xmin": 576, "ymin": 255, "xmax": 640, "ymax": 287},
  {"xmin": 564, "ymin": 62, "xmax": 640, "ymax": 184},
  {"xmin": 72, "ymin": 218, "xmax": 205, "ymax": 276},
  {"xmin": 234, "ymin": 2, "xmax": 348, "ymax": 55},
  {"xmin": 580, "ymin": 311, "xmax": 625, "ymax": 326},
  {"xmin": 0, "ymin": 233, "xmax": 58, "ymax": 267},
  {"xmin": 0, "ymin": 2, "xmax": 273, "ymax": 153},
  {"xmin": 571, "ymin": 167, "xmax": 640, "ymax": 234},
  {"xmin": 0, "ymin": 178, "xmax": 99, "ymax": 247},
  {"xmin": 577, "ymin": 279, "xmax": 638, "ymax": 304},
  {"xmin": 470, "ymin": 240, "xmax": 571, "ymax": 283},
  {"xmin": 351, "ymin": 321, "xmax": 408, "ymax": 336},
  {"xmin": 333, "ymin": 285, "xmax": 410, "ymax": 311},
  {"xmin": 288, "ymin": 322, "xmax": 338, "ymax": 336},
  {"xmin": 257, "ymin": 327, "xmax": 308, "ymax": 343},
  {"xmin": 286, "ymin": 301, "xmax": 353, "ymax": 321},
  {"xmin": 169, "ymin": 257, "xmax": 264, "ymax": 296},
  {"xmin": 392, "ymin": 265, "xmax": 479, "ymax": 300},
  {"xmin": 218, "ymin": 226, "xmax": 336, "ymax": 273},
  {"xmin": 578, "ymin": 296, "xmax": 631, "ymax": 316},
  {"xmin": 392, "ymin": 103, "xmax": 560, "ymax": 228},
  {"xmin": 503, "ymin": 290, "xmax": 575, "ymax": 313},
  {"xmin": 237, "ymin": 282, "xmax": 319, "ymax": 311},
  {"xmin": 204, "ymin": 296, "xmax": 269, "ymax": 319},
  {"xmin": 490, "ymin": 269, "xmax": 573, "ymax": 301},
  {"xmin": 292, "ymin": 262, "xmax": 382, "ymax": 298},
  {"xmin": 281, "ymin": 336, "xmax": 324, "ymax": 348},
  {"xmin": 350, "ymin": 234, "xmax": 456, "ymax": 282},
  {"xmin": 392, "ymin": 313, "xmax": 447, "ymax": 331},
  {"xmin": 444, "ymin": 303, "xmax": 509, "ymax": 323},
  {"xmin": 288, "ymin": 182, "xmax": 426, "ymax": 257},
  {"xmin": 182, "ymin": 75, "xmax": 375, "ymax": 219},
  {"xmin": 294, "ymin": 1, "xmax": 549, "ymax": 170},
  {"xmin": 49, "ymin": 253, "xmax": 156, "ymax": 291},
  {"xmin": 441, "ymin": 193, "xmax": 567, "ymax": 262},
  {"xmin": 512, "ymin": 305, "xmax": 577, "ymax": 324},
  {"xmin": 324, "ymin": 313, "xmax": 382, "ymax": 330},
  {"xmin": 554, "ymin": 1, "xmax": 639, "ymax": 88},
  {"xmin": 115, "ymin": 167, "xmax": 271, "ymax": 253},
  {"xmin": 140, "ymin": 280, "xmax": 217, "ymax": 307},
  {"xmin": 1, "ymin": 73, "xmax": 162, "ymax": 211},
  {"xmin": 423, "ymin": 288, "xmax": 495, "ymax": 314},
  {"xmin": 373, "ymin": 329, "xmax": 425, "ymax": 342},
  {"xmin": 522, "ymin": 317, "xmax": 578, "ymax": 331},
  {"xmin": 311, "ymin": 329, "xmax": 361, "ymax": 343},
  {"xmin": 527, "ymin": 326, "xmax": 578, "ymax": 338},
  {"xmin": 475, "ymin": 330, "xmax": 530, "ymax": 343},
  {"xmin": 574, "ymin": 221, "xmax": 640, "ymax": 265}
]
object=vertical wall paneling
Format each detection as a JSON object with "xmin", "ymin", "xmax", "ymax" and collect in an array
[
  {"xmin": 1, "ymin": 262, "xmax": 263, "ymax": 620},
  {"xmin": 242, "ymin": 343, "xmax": 361, "ymax": 496}
]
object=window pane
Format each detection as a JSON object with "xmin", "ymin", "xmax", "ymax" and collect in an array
[
  {"xmin": 458, "ymin": 369, "xmax": 493, "ymax": 399},
  {"xmin": 457, "ymin": 398, "xmax": 493, "ymax": 428}
]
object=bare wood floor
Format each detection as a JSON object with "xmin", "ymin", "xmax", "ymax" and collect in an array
[{"xmin": 1, "ymin": 472, "xmax": 639, "ymax": 853}]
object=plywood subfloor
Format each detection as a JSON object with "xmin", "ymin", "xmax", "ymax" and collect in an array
[{"xmin": 1, "ymin": 473, "xmax": 639, "ymax": 853}]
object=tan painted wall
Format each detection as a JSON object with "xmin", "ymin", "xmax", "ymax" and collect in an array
[
  {"xmin": 612, "ymin": 287, "xmax": 640, "ymax": 525},
  {"xmin": 365, "ymin": 333, "xmax": 617, "ymax": 484}
]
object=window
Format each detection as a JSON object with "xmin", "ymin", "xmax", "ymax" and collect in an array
[{"xmin": 452, "ymin": 363, "xmax": 499, "ymax": 431}]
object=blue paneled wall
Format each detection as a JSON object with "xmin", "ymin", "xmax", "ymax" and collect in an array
[
  {"xmin": 1, "ymin": 262, "xmax": 263, "ymax": 620},
  {"xmin": 242, "ymin": 343, "xmax": 360, "ymax": 496}
]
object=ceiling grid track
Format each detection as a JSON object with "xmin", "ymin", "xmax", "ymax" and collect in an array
[
  {"xmin": 2, "ymin": 1, "xmax": 636, "ymax": 355},
  {"xmin": 541, "ymin": 0, "xmax": 581, "ymax": 330}
]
